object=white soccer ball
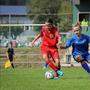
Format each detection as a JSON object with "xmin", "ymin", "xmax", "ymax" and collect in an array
[{"xmin": 45, "ymin": 71, "xmax": 53, "ymax": 79}]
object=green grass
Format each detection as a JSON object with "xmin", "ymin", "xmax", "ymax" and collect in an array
[{"xmin": 0, "ymin": 67, "xmax": 90, "ymax": 90}]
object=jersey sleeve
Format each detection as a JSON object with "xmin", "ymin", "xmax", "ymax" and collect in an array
[{"xmin": 65, "ymin": 37, "xmax": 74, "ymax": 48}]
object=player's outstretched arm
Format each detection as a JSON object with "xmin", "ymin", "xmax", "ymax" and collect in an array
[
  {"xmin": 60, "ymin": 45, "xmax": 67, "ymax": 49},
  {"xmin": 31, "ymin": 34, "xmax": 41, "ymax": 46},
  {"xmin": 60, "ymin": 36, "xmax": 74, "ymax": 49}
]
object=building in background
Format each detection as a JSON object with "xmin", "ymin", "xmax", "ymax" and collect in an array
[
  {"xmin": 72, "ymin": 0, "xmax": 90, "ymax": 35},
  {"xmin": 72, "ymin": 0, "xmax": 90, "ymax": 25},
  {"xmin": 0, "ymin": 0, "xmax": 36, "ymax": 47},
  {"xmin": 0, "ymin": 0, "xmax": 31, "ymax": 24}
]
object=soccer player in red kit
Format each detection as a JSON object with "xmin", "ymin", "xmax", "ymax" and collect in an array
[{"xmin": 31, "ymin": 19, "xmax": 63, "ymax": 78}]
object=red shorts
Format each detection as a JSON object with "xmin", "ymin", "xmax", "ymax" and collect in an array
[{"xmin": 41, "ymin": 45, "xmax": 59, "ymax": 60}]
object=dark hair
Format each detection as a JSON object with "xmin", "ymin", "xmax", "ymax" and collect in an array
[{"xmin": 46, "ymin": 18, "xmax": 53, "ymax": 24}]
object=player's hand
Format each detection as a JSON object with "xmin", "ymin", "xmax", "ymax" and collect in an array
[
  {"xmin": 30, "ymin": 41, "xmax": 34, "ymax": 47},
  {"xmin": 60, "ymin": 46, "xmax": 63, "ymax": 49},
  {"xmin": 60, "ymin": 46, "xmax": 65, "ymax": 49},
  {"xmin": 57, "ymin": 41, "xmax": 62, "ymax": 48}
]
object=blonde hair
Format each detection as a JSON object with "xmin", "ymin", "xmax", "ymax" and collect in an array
[{"xmin": 73, "ymin": 21, "xmax": 81, "ymax": 30}]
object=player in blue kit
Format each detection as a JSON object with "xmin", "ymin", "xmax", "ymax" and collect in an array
[{"xmin": 60, "ymin": 22, "xmax": 90, "ymax": 73}]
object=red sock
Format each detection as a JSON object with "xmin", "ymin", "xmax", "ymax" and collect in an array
[{"xmin": 46, "ymin": 60, "xmax": 58, "ymax": 72}]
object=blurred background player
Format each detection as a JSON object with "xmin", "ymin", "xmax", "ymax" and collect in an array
[
  {"xmin": 60, "ymin": 22, "xmax": 90, "ymax": 73},
  {"xmin": 7, "ymin": 42, "xmax": 15, "ymax": 69},
  {"xmin": 31, "ymin": 18, "xmax": 63, "ymax": 78}
]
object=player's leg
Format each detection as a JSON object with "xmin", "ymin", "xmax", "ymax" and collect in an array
[
  {"xmin": 42, "ymin": 54, "xmax": 48, "ymax": 69},
  {"xmin": 54, "ymin": 58, "xmax": 63, "ymax": 76},
  {"xmin": 43, "ymin": 53, "xmax": 63, "ymax": 78},
  {"xmin": 48, "ymin": 55, "xmax": 59, "ymax": 78},
  {"xmin": 86, "ymin": 53, "xmax": 90, "ymax": 62},
  {"xmin": 51, "ymin": 49, "xmax": 63, "ymax": 77},
  {"xmin": 41, "ymin": 45, "xmax": 63, "ymax": 78},
  {"xmin": 42, "ymin": 54, "xmax": 59, "ymax": 72},
  {"xmin": 81, "ymin": 53, "xmax": 90, "ymax": 73},
  {"xmin": 74, "ymin": 55, "xmax": 90, "ymax": 73},
  {"xmin": 54, "ymin": 58, "xmax": 61, "ymax": 70},
  {"xmin": 81, "ymin": 61, "xmax": 90, "ymax": 73},
  {"xmin": 9, "ymin": 55, "xmax": 14, "ymax": 69},
  {"xmin": 41, "ymin": 45, "xmax": 49, "ymax": 69},
  {"xmin": 43, "ymin": 52, "xmax": 53, "ymax": 68},
  {"xmin": 41, "ymin": 45, "xmax": 59, "ymax": 71}
]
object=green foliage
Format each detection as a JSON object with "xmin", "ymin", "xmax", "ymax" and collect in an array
[
  {"xmin": 27, "ymin": 0, "xmax": 62, "ymax": 24},
  {"xmin": 0, "ymin": 27, "xmax": 9, "ymax": 38},
  {"xmin": 26, "ymin": 0, "xmax": 72, "ymax": 32},
  {"xmin": 58, "ymin": 0, "xmax": 72, "ymax": 32},
  {"xmin": 59, "ymin": 0, "xmax": 72, "ymax": 13},
  {"xmin": 10, "ymin": 26, "xmax": 23, "ymax": 39},
  {"xmin": 28, "ymin": 0, "xmax": 61, "ymax": 14},
  {"xmin": 0, "ymin": 26, "xmax": 23, "ymax": 38}
]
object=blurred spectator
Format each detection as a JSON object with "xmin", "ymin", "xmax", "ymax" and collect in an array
[{"xmin": 81, "ymin": 18, "xmax": 88, "ymax": 32}]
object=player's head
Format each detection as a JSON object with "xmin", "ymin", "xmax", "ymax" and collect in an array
[
  {"xmin": 72, "ymin": 22, "xmax": 82, "ymax": 36},
  {"xmin": 8, "ymin": 42, "xmax": 12, "ymax": 48},
  {"xmin": 45, "ymin": 18, "xmax": 53, "ymax": 29},
  {"xmin": 46, "ymin": 18, "xmax": 53, "ymax": 24}
]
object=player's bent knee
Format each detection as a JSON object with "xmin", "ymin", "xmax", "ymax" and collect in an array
[
  {"xmin": 55, "ymin": 59, "xmax": 59, "ymax": 63},
  {"xmin": 42, "ymin": 54, "xmax": 48, "ymax": 60},
  {"xmin": 74, "ymin": 55, "xmax": 83, "ymax": 62},
  {"xmin": 75, "ymin": 55, "xmax": 83, "ymax": 62},
  {"xmin": 54, "ymin": 59, "xmax": 60, "ymax": 66}
]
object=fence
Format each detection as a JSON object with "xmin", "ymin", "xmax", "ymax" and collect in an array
[
  {"xmin": 0, "ymin": 13, "xmax": 72, "ymax": 45},
  {"xmin": 0, "ymin": 48, "xmax": 77, "ymax": 69}
]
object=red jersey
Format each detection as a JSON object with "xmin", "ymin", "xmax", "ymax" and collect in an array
[{"xmin": 40, "ymin": 25, "xmax": 61, "ymax": 47}]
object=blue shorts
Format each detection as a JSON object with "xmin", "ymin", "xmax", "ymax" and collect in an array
[{"xmin": 73, "ymin": 53, "xmax": 90, "ymax": 62}]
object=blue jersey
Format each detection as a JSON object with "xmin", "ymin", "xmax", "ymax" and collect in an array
[{"xmin": 65, "ymin": 34, "xmax": 90, "ymax": 57}]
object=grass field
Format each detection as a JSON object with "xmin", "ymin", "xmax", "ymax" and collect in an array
[{"xmin": 0, "ymin": 67, "xmax": 90, "ymax": 90}]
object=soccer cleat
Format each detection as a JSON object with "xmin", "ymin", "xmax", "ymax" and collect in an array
[
  {"xmin": 53, "ymin": 76, "xmax": 59, "ymax": 80},
  {"xmin": 53, "ymin": 72, "xmax": 59, "ymax": 79},
  {"xmin": 57, "ymin": 70, "xmax": 64, "ymax": 77}
]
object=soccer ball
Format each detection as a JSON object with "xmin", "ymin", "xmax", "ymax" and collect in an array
[{"xmin": 45, "ymin": 71, "xmax": 53, "ymax": 79}]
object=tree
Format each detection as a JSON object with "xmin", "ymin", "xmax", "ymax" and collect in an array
[
  {"xmin": 26, "ymin": 0, "xmax": 61, "ymax": 23},
  {"xmin": 0, "ymin": 26, "xmax": 23, "ymax": 39},
  {"xmin": 26, "ymin": 0, "xmax": 72, "ymax": 32},
  {"xmin": 58, "ymin": 0, "xmax": 72, "ymax": 32}
]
